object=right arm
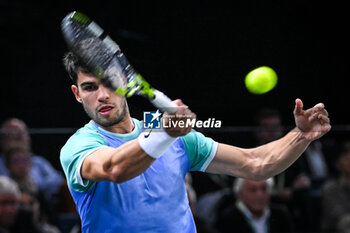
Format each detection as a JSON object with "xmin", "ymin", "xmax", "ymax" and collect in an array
[{"xmin": 81, "ymin": 140, "xmax": 154, "ymax": 183}]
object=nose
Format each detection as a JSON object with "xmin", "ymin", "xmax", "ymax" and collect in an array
[{"xmin": 97, "ymin": 85, "xmax": 111, "ymax": 102}]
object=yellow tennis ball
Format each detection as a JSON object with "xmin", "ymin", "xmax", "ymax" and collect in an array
[{"xmin": 245, "ymin": 66, "xmax": 278, "ymax": 94}]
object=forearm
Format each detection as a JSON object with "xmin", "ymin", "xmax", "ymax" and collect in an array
[
  {"xmin": 248, "ymin": 127, "xmax": 311, "ymax": 179},
  {"xmin": 83, "ymin": 129, "xmax": 178, "ymax": 183},
  {"xmin": 82, "ymin": 140, "xmax": 155, "ymax": 183},
  {"xmin": 108, "ymin": 140, "xmax": 156, "ymax": 183}
]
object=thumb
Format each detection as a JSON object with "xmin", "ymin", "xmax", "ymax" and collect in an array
[
  {"xmin": 173, "ymin": 99, "xmax": 184, "ymax": 107},
  {"xmin": 294, "ymin": 98, "xmax": 304, "ymax": 115}
]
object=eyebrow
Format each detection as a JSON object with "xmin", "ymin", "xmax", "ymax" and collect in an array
[{"xmin": 80, "ymin": 81, "xmax": 97, "ymax": 88}]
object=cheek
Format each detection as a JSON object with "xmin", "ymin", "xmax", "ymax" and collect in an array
[{"xmin": 81, "ymin": 94, "xmax": 97, "ymax": 107}]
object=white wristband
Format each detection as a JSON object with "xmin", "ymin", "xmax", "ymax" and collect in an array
[{"xmin": 138, "ymin": 128, "xmax": 178, "ymax": 159}]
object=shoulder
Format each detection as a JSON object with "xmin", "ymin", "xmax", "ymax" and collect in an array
[
  {"xmin": 66, "ymin": 121, "xmax": 105, "ymax": 141},
  {"xmin": 179, "ymin": 130, "xmax": 218, "ymax": 172},
  {"xmin": 60, "ymin": 121, "xmax": 107, "ymax": 173},
  {"xmin": 180, "ymin": 130, "xmax": 216, "ymax": 150},
  {"xmin": 61, "ymin": 121, "xmax": 106, "ymax": 154}
]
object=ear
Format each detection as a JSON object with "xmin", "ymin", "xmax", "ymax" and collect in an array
[{"xmin": 71, "ymin": 85, "xmax": 82, "ymax": 103}]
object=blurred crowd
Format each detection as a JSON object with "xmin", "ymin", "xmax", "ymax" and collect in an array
[
  {"xmin": 0, "ymin": 114, "xmax": 349, "ymax": 233},
  {"xmin": 189, "ymin": 108, "xmax": 350, "ymax": 233},
  {"xmin": 0, "ymin": 118, "xmax": 78, "ymax": 233}
]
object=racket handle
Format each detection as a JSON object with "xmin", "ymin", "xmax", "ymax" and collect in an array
[{"xmin": 150, "ymin": 90, "xmax": 178, "ymax": 113}]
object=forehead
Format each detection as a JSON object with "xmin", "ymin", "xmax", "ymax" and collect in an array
[
  {"xmin": 77, "ymin": 72, "xmax": 99, "ymax": 85},
  {"xmin": 1, "ymin": 121, "xmax": 27, "ymax": 134}
]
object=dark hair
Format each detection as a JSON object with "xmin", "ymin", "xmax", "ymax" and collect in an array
[
  {"xmin": 63, "ymin": 36, "xmax": 117, "ymax": 85},
  {"xmin": 62, "ymin": 52, "xmax": 90, "ymax": 84}
]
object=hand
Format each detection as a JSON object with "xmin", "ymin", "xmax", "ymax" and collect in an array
[
  {"xmin": 294, "ymin": 98, "xmax": 331, "ymax": 141},
  {"xmin": 162, "ymin": 99, "xmax": 196, "ymax": 137}
]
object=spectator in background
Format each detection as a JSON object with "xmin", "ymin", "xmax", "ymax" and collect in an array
[
  {"xmin": 5, "ymin": 146, "xmax": 38, "ymax": 199},
  {"xmin": 215, "ymin": 178, "xmax": 293, "ymax": 233},
  {"xmin": 0, "ymin": 175, "xmax": 43, "ymax": 233},
  {"xmin": 0, "ymin": 118, "xmax": 64, "ymax": 199},
  {"xmin": 4, "ymin": 147, "xmax": 61, "ymax": 233},
  {"xmin": 322, "ymin": 141, "xmax": 350, "ymax": 233}
]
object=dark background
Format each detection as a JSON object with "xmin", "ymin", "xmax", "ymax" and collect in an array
[{"xmin": 0, "ymin": 0, "xmax": 347, "ymax": 168}]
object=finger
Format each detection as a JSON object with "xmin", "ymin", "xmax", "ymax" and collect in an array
[
  {"xmin": 308, "ymin": 111, "xmax": 329, "ymax": 123},
  {"xmin": 308, "ymin": 112, "xmax": 321, "ymax": 122},
  {"xmin": 173, "ymin": 99, "xmax": 184, "ymax": 107},
  {"xmin": 313, "ymin": 103, "xmax": 325, "ymax": 111},
  {"xmin": 322, "ymin": 108, "xmax": 329, "ymax": 117},
  {"xmin": 322, "ymin": 124, "xmax": 332, "ymax": 133},
  {"xmin": 184, "ymin": 109, "xmax": 196, "ymax": 119},
  {"xmin": 311, "ymin": 107, "xmax": 329, "ymax": 118},
  {"xmin": 294, "ymin": 98, "xmax": 304, "ymax": 115},
  {"xmin": 304, "ymin": 103, "xmax": 326, "ymax": 116},
  {"xmin": 318, "ymin": 114, "xmax": 330, "ymax": 124}
]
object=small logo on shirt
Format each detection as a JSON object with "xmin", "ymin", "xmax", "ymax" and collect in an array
[
  {"xmin": 143, "ymin": 129, "xmax": 153, "ymax": 138},
  {"xmin": 143, "ymin": 110, "xmax": 162, "ymax": 129}
]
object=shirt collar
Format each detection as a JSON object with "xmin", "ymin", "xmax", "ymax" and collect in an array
[{"xmin": 90, "ymin": 118, "xmax": 141, "ymax": 141}]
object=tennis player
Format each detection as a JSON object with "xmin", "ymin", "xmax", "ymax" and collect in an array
[{"xmin": 60, "ymin": 52, "xmax": 331, "ymax": 233}]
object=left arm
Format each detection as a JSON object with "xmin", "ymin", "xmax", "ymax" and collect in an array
[{"xmin": 206, "ymin": 99, "xmax": 331, "ymax": 180}]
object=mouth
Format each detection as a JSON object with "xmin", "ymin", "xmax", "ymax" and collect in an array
[{"xmin": 98, "ymin": 105, "xmax": 114, "ymax": 115}]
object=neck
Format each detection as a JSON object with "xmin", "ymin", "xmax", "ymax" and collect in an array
[{"xmin": 99, "ymin": 115, "xmax": 134, "ymax": 134}]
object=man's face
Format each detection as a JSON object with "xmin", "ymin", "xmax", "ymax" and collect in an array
[
  {"xmin": 239, "ymin": 180, "xmax": 270, "ymax": 217},
  {"xmin": 7, "ymin": 151, "xmax": 31, "ymax": 181},
  {"xmin": 72, "ymin": 72, "xmax": 128, "ymax": 128},
  {"xmin": 0, "ymin": 120, "xmax": 30, "ymax": 152}
]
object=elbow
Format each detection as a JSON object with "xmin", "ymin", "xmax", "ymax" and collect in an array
[
  {"xmin": 108, "ymin": 166, "xmax": 128, "ymax": 184},
  {"xmin": 245, "ymin": 151, "xmax": 272, "ymax": 181},
  {"xmin": 248, "ymin": 165, "xmax": 272, "ymax": 181}
]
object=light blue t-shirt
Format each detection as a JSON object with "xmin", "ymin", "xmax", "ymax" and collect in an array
[{"xmin": 60, "ymin": 119, "xmax": 218, "ymax": 233}]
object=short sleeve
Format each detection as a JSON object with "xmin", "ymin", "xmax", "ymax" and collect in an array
[
  {"xmin": 181, "ymin": 130, "xmax": 218, "ymax": 172},
  {"xmin": 60, "ymin": 128, "xmax": 106, "ymax": 192}
]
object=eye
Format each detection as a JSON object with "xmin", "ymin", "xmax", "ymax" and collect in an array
[{"xmin": 83, "ymin": 84, "xmax": 98, "ymax": 91}]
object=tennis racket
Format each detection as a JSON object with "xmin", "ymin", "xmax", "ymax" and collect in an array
[{"xmin": 61, "ymin": 11, "xmax": 177, "ymax": 113}]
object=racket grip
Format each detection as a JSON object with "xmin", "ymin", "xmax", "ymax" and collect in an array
[{"xmin": 150, "ymin": 90, "xmax": 178, "ymax": 113}]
